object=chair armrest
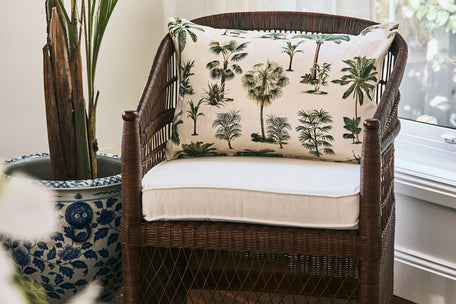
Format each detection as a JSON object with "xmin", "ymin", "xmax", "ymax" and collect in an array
[
  {"xmin": 358, "ymin": 33, "xmax": 408, "ymax": 238},
  {"xmin": 136, "ymin": 35, "xmax": 178, "ymax": 174},
  {"xmin": 374, "ymin": 33, "xmax": 408, "ymax": 151},
  {"xmin": 121, "ymin": 35, "xmax": 178, "ymax": 226}
]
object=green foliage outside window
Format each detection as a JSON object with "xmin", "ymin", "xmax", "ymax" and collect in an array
[{"xmin": 404, "ymin": 0, "xmax": 456, "ymax": 33}]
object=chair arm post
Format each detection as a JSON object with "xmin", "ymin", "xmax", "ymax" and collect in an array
[
  {"xmin": 360, "ymin": 118, "xmax": 382, "ymax": 239},
  {"xmin": 358, "ymin": 118, "xmax": 382, "ymax": 303},
  {"xmin": 121, "ymin": 110, "xmax": 143, "ymax": 225},
  {"xmin": 121, "ymin": 110, "xmax": 143, "ymax": 304}
]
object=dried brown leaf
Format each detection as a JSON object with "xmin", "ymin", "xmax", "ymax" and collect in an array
[{"xmin": 49, "ymin": 7, "xmax": 76, "ymax": 178}]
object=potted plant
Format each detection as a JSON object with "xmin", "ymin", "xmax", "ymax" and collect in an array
[
  {"xmin": 1, "ymin": 0, "xmax": 121, "ymax": 302},
  {"xmin": 43, "ymin": 0, "xmax": 117, "ymax": 180}
]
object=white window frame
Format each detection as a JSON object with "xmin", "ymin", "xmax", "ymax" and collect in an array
[
  {"xmin": 396, "ymin": 120, "xmax": 456, "ymax": 182},
  {"xmin": 389, "ymin": 0, "xmax": 456, "ymax": 208},
  {"xmin": 395, "ymin": 119, "xmax": 456, "ymax": 209}
]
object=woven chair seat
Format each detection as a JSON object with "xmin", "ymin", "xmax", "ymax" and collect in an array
[{"xmin": 142, "ymin": 156, "xmax": 360, "ymax": 229}]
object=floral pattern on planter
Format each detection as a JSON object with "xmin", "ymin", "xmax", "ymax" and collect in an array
[{"xmin": 1, "ymin": 154, "xmax": 122, "ymax": 303}]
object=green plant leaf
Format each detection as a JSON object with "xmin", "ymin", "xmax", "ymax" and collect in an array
[
  {"xmin": 426, "ymin": 6, "xmax": 438, "ymax": 22},
  {"xmin": 14, "ymin": 271, "xmax": 48, "ymax": 304},
  {"xmin": 75, "ymin": 99, "xmax": 92, "ymax": 179},
  {"xmin": 449, "ymin": 15, "xmax": 456, "ymax": 33},
  {"xmin": 437, "ymin": 10, "xmax": 450, "ymax": 27},
  {"xmin": 416, "ymin": 5, "xmax": 428, "ymax": 20},
  {"xmin": 54, "ymin": 0, "xmax": 79, "ymax": 52}
]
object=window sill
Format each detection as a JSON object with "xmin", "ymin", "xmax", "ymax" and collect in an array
[
  {"xmin": 395, "ymin": 166, "xmax": 456, "ymax": 210},
  {"xmin": 395, "ymin": 119, "xmax": 456, "ymax": 210}
]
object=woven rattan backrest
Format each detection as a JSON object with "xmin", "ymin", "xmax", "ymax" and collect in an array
[{"xmin": 192, "ymin": 11, "xmax": 374, "ymax": 34}]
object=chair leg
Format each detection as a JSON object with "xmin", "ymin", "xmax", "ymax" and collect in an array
[
  {"xmin": 122, "ymin": 245, "xmax": 142, "ymax": 304},
  {"xmin": 358, "ymin": 259, "xmax": 381, "ymax": 304}
]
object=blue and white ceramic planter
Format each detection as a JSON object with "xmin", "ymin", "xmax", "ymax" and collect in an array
[{"xmin": 1, "ymin": 153, "xmax": 122, "ymax": 303}]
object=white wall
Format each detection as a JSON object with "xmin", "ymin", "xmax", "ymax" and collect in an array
[
  {"xmin": 394, "ymin": 176, "xmax": 456, "ymax": 303},
  {"xmin": 0, "ymin": 1, "xmax": 48, "ymax": 158},
  {"xmin": 0, "ymin": 0, "xmax": 165, "ymax": 159}
]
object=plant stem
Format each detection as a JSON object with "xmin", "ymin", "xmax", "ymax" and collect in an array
[{"xmin": 88, "ymin": 92, "xmax": 98, "ymax": 178}]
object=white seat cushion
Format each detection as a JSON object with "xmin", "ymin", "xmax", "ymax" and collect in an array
[{"xmin": 142, "ymin": 157, "xmax": 360, "ymax": 229}]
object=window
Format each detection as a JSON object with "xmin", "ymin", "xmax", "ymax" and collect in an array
[
  {"xmin": 378, "ymin": 0, "xmax": 456, "ymax": 184},
  {"xmin": 391, "ymin": 0, "xmax": 456, "ymax": 130},
  {"xmin": 163, "ymin": 0, "xmax": 374, "ymax": 21}
]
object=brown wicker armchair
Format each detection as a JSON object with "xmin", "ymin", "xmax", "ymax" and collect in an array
[{"xmin": 121, "ymin": 11, "xmax": 407, "ymax": 304}]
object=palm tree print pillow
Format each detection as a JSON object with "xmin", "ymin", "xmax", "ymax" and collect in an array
[{"xmin": 166, "ymin": 17, "xmax": 398, "ymax": 162}]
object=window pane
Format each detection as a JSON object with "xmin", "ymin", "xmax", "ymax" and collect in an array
[{"xmin": 390, "ymin": 0, "xmax": 456, "ymax": 129}]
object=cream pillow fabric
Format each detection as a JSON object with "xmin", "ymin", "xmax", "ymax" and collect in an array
[{"xmin": 166, "ymin": 17, "xmax": 398, "ymax": 162}]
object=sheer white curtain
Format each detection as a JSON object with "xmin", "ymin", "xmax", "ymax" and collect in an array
[{"xmin": 162, "ymin": 0, "xmax": 375, "ymax": 23}]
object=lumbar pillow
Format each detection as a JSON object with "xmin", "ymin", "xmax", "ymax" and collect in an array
[{"xmin": 166, "ymin": 17, "xmax": 398, "ymax": 162}]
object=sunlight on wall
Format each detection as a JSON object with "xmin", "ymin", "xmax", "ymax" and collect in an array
[
  {"xmin": 0, "ymin": 0, "xmax": 163, "ymax": 158},
  {"xmin": 429, "ymin": 294, "xmax": 446, "ymax": 304}
]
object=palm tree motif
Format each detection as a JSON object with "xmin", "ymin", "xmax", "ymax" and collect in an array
[
  {"xmin": 206, "ymin": 40, "xmax": 249, "ymax": 98},
  {"xmin": 235, "ymin": 149, "xmax": 283, "ymax": 157},
  {"xmin": 174, "ymin": 141, "xmax": 219, "ymax": 159},
  {"xmin": 171, "ymin": 110, "xmax": 183, "ymax": 145},
  {"xmin": 266, "ymin": 115, "xmax": 292, "ymax": 148},
  {"xmin": 388, "ymin": 24, "xmax": 399, "ymax": 39},
  {"xmin": 350, "ymin": 151, "xmax": 361, "ymax": 164},
  {"xmin": 293, "ymin": 33, "xmax": 350, "ymax": 81},
  {"xmin": 281, "ymin": 40, "xmax": 304, "ymax": 72},
  {"xmin": 360, "ymin": 25, "xmax": 380, "ymax": 36},
  {"xmin": 187, "ymin": 99, "xmax": 205, "ymax": 136},
  {"xmin": 168, "ymin": 18, "xmax": 204, "ymax": 56},
  {"xmin": 342, "ymin": 117, "xmax": 362, "ymax": 144},
  {"xmin": 180, "ymin": 60, "xmax": 195, "ymax": 97},
  {"xmin": 259, "ymin": 32, "xmax": 288, "ymax": 40},
  {"xmin": 242, "ymin": 61, "xmax": 289, "ymax": 140},
  {"xmin": 250, "ymin": 132, "xmax": 275, "ymax": 143},
  {"xmin": 331, "ymin": 56, "xmax": 378, "ymax": 143},
  {"xmin": 296, "ymin": 109, "xmax": 335, "ymax": 157},
  {"xmin": 200, "ymin": 83, "xmax": 232, "ymax": 107},
  {"xmin": 300, "ymin": 62, "xmax": 331, "ymax": 94},
  {"xmin": 222, "ymin": 29, "xmax": 248, "ymax": 38},
  {"xmin": 361, "ymin": 24, "xmax": 397, "ymax": 39},
  {"xmin": 212, "ymin": 110, "xmax": 242, "ymax": 149}
]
